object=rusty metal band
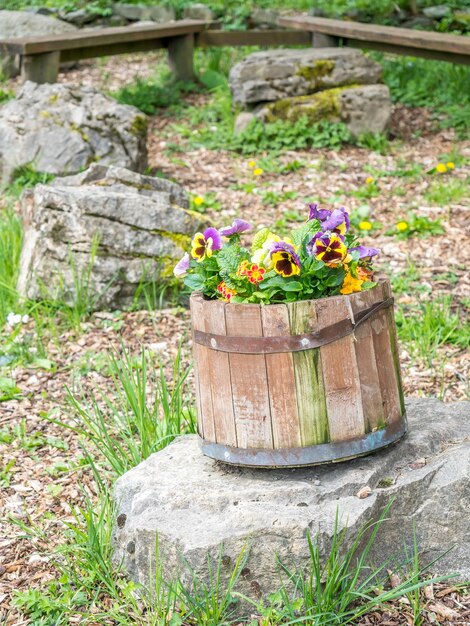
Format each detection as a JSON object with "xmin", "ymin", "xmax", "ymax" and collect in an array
[
  {"xmin": 201, "ymin": 415, "xmax": 407, "ymax": 468},
  {"xmin": 194, "ymin": 296, "xmax": 394, "ymax": 355}
]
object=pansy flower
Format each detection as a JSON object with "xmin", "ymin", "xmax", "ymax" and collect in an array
[
  {"xmin": 269, "ymin": 241, "xmax": 301, "ymax": 277},
  {"xmin": 349, "ymin": 245, "xmax": 379, "ymax": 259},
  {"xmin": 308, "ymin": 203, "xmax": 350, "ymax": 236},
  {"xmin": 173, "ymin": 252, "xmax": 190, "ymax": 277},
  {"xmin": 308, "ymin": 203, "xmax": 331, "ymax": 222},
  {"xmin": 190, "ymin": 227, "xmax": 222, "ymax": 262},
  {"xmin": 309, "ymin": 231, "xmax": 351, "ymax": 267},
  {"xmin": 246, "ymin": 264, "xmax": 266, "ymax": 284},
  {"xmin": 219, "ymin": 219, "xmax": 252, "ymax": 237}
]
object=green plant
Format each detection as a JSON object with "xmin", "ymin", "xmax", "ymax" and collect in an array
[
  {"xmin": 178, "ymin": 545, "xmax": 249, "ymax": 625},
  {"xmin": 356, "ymin": 131, "xmax": 390, "ymax": 154},
  {"xmin": 389, "ymin": 212, "xmax": 445, "ymax": 238},
  {"xmin": 55, "ymin": 345, "xmax": 196, "ymax": 476},
  {"xmin": 424, "ymin": 177, "xmax": 469, "ymax": 205},
  {"xmin": 0, "ymin": 206, "xmax": 22, "ymax": 325},
  {"xmin": 4, "ymin": 163, "xmax": 55, "ymax": 197},
  {"xmin": 396, "ymin": 296, "xmax": 469, "ymax": 366}
]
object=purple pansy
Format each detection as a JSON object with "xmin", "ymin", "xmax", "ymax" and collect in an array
[
  {"xmin": 321, "ymin": 207, "xmax": 350, "ymax": 235},
  {"xmin": 219, "ymin": 219, "xmax": 252, "ymax": 237},
  {"xmin": 173, "ymin": 252, "xmax": 190, "ymax": 277},
  {"xmin": 268, "ymin": 240, "xmax": 301, "ymax": 266},
  {"xmin": 308, "ymin": 203, "xmax": 331, "ymax": 222},
  {"xmin": 349, "ymin": 245, "xmax": 380, "ymax": 259},
  {"xmin": 203, "ymin": 227, "xmax": 222, "ymax": 251}
]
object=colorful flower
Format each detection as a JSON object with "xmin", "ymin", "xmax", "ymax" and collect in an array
[
  {"xmin": 193, "ymin": 196, "xmax": 204, "ymax": 206},
  {"xmin": 190, "ymin": 227, "xmax": 222, "ymax": 262},
  {"xmin": 308, "ymin": 202, "xmax": 331, "ymax": 222},
  {"xmin": 253, "ymin": 168, "xmax": 263, "ymax": 176},
  {"xmin": 173, "ymin": 252, "xmax": 190, "ymax": 277},
  {"xmin": 217, "ymin": 281, "xmax": 237, "ymax": 302},
  {"xmin": 246, "ymin": 264, "xmax": 266, "ymax": 284},
  {"xmin": 447, "ymin": 161, "xmax": 455, "ymax": 169},
  {"xmin": 396, "ymin": 221, "xmax": 409, "ymax": 232},
  {"xmin": 436, "ymin": 163, "xmax": 447, "ymax": 174},
  {"xmin": 219, "ymin": 219, "xmax": 252, "ymax": 237},
  {"xmin": 359, "ymin": 220, "xmax": 372, "ymax": 231},
  {"xmin": 248, "ymin": 160, "xmax": 257, "ymax": 168},
  {"xmin": 365, "ymin": 176, "xmax": 374, "ymax": 185},
  {"xmin": 349, "ymin": 245, "xmax": 379, "ymax": 259},
  {"xmin": 252, "ymin": 232, "xmax": 282, "ymax": 268},
  {"xmin": 321, "ymin": 207, "xmax": 350, "ymax": 236},
  {"xmin": 237, "ymin": 260, "xmax": 250, "ymax": 276},
  {"xmin": 309, "ymin": 232, "xmax": 350, "ymax": 266},
  {"xmin": 269, "ymin": 241, "xmax": 301, "ymax": 277},
  {"xmin": 340, "ymin": 271, "xmax": 364, "ymax": 295}
]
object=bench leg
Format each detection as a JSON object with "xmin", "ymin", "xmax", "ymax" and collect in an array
[
  {"xmin": 21, "ymin": 51, "xmax": 60, "ymax": 84},
  {"xmin": 312, "ymin": 33, "xmax": 340, "ymax": 48},
  {"xmin": 167, "ymin": 34, "xmax": 195, "ymax": 82}
]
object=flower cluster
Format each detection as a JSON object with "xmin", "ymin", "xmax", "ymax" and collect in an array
[{"xmin": 174, "ymin": 204, "xmax": 379, "ymax": 304}]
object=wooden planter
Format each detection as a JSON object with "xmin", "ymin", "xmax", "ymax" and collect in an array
[{"xmin": 190, "ymin": 275, "xmax": 406, "ymax": 467}]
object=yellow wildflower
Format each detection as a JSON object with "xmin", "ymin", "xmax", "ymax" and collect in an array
[
  {"xmin": 365, "ymin": 176, "xmax": 374, "ymax": 185},
  {"xmin": 447, "ymin": 161, "xmax": 455, "ymax": 170},
  {"xmin": 248, "ymin": 160, "xmax": 257, "ymax": 168},
  {"xmin": 359, "ymin": 220, "xmax": 372, "ymax": 231},
  {"xmin": 396, "ymin": 221, "xmax": 409, "ymax": 232},
  {"xmin": 253, "ymin": 168, "xmax": 263, "ymax": 176},
  {"xmin": 193, "ymin": 196, "xmax": 204, "ymax": 207},
  {"xmin": 436, "ymin": 163, "xmax": 447, "ymax": 174}
]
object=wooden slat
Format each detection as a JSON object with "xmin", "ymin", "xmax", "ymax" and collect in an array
[
  {"xmin": 190, "ymin": 293, "xmax": 216, "ymax": 441},
  {"xmin": 225, "ymin": 304, "xmax": 273, "ymax": 449},
  {"xmin": 261, "ymin": 304, "xmax": 302, "ymax": 449},
  {"xmin": 287, "ymin": 300, "xmax": 329, "ymax": 446},
  {"xmin": 381, "ymin": 278, "xmax": 406, "ymax": 416},
  {"xmin": 196, "ymin": 29, "xmax": 312, "ymax": 48},
  {"xmin": 315, "ymin": 295, "xmax": 365, "ymax": 442},
  {"xmin": 370, "ymin": 278, "xmax": 403, "ymax": 426},
  {"xmin": 204, "ymin": 300, "xmax": 237, "ymax": 447},
  {"xmin": 0, "ymin": 20, "xmax": 209, "ymax": 55},
  {"xmin": 346, "ymin": 39, "xmax": 470, "ymax": 65},
  {"xmin": 279, "ymin": 15, "xmax": 470, "ymax": 56},
  {"xmin": 349, "ymin": 286, "xmax": 386, "ymax": 433}
]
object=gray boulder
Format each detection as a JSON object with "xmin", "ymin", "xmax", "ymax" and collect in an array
[
  {"xmin": 250, "ymin": 8, "xmax": 280, "ymax": 29},
  {"xmin": 17, "ymin": 164, "xmax": 206, "ymax": 309},
  {"xmin": 422, "ymin": 5, "xmax": 451, "ymax": 19},
  {"xmin": 236, "ymin": 84, "xmax": 391, "ymax": 138},
  {"xmin": 114, "ymin": 398, "xmax": 470, "ymax": 602},
  {"xmin": 183, "ymin": 3, "xmax": 215, "ymax": 21},
  {"xmin": 0, "ymin": 10, "xmax": 77, "ymax": 77},
  {"xmin": 0, "ymin": 81, "xmax": 147, "ymax": 185},
  {"xmin": 229, "ymin": 48, "xmax": 383, "ymax": 106},
  {"xmin": 112, "ymin": 3, "xmax": 175, "ymax": 22}
]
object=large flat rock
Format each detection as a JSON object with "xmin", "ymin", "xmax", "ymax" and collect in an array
[
  {"xmin": 0, "ymin": 82, "xmax": 147, "ymax": 185},
  {"xmin": 114, "ymin": 398, "xmax": 470, "ymax": 598}
]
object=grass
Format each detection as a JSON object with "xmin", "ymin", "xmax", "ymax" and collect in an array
[
  {"xmin": 0, "ymin": 205, "xmax": 22, "ymax": 326},
  {"xmin": 424, "ymin": 177, "xmax": 470, "ymax": 205}
]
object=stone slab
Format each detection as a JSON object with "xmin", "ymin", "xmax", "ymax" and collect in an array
[{"xmin": 114, "ymin": 398, "xmax": 470, "ymax": 599}]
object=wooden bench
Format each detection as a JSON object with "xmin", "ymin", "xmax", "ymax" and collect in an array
[
  {"xmin": 279, "ymin": 15, "xmax": 470, "ymax": 65},
  {"xmin": 0, "ymin": 21, "xmax": 311, "ymax": 85}
]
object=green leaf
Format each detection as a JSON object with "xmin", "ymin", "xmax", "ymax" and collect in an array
[
  {"xmin": 291, "ymin": 219, "xmax": 321, "ymax": 248},
  {"xmin": 183, "ymin": 273, "xmax": 205, "ymax": 291}
]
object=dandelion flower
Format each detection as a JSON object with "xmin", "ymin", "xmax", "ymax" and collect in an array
[
  {"xmin": 365, "ymin": 176, "xmax": 374, "ymax": 185},
  {"xmin": 193, "ymin": 196, "xmax": 204, "ymax": 207},
  {"xmin": 253, "ymin": 168, "xmax": 263, "ymax": 176},
  {"xmin": 396, "ymin": 221, "xmax": 409, "ymax": 232},
  {"xmin": 436, "ymin": 163, "xmax": 447, "ymax": 174},
  {"xmin": 248, "ymin": 160, "xmax": 256, "ymax": 168},
  {"xmin": 447, "ymin": 162, "xmax": 455, "ymax": 170},
  {"xmin": 359, "ymin": 220, "xmax": 372, "ymax": 231}
]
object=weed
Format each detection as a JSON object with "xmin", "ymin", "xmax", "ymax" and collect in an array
[
  {"xmin": 0, "ymin": 206, "xmax": 22, "ymax": 325},
  {"xmin": 389, "ymin": 212, "xmax": 445, "ymax": 238},
  {"xmin": 191, "ymin": 192, "xmax": 222, "ymax": 212},
  {"xmin": 55, "ymin": 344, "xmax": 196, "ymax": 477},
  {"xmin": 113, "ymin": 75, "xmax": 200, "ymax": 114},
  {"xmin": 424, "ymin": 177, "xmax": 469, "ymax": 205},
  {"xmin": 4, "ymin": 163, "xmax": 55, "ymax": 197},
  {"xmin": 356, "ymin": 131, "xmax": 390, "ymax": 154}
]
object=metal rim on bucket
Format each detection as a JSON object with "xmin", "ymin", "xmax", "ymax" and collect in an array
[{"xmin": 200, "ymin": 416, "xmax": 407, "ymax": 468}]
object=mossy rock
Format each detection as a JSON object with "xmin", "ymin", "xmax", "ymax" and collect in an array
[
  {"xmin": 264, "ymin": 86, "xmax": 347, "ymax": 124},
  {"xmin": 295, "ymin": 60, "xmax": 336, "ymax": 88}
]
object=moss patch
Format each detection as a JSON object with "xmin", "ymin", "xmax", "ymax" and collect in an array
[
  {"xmin": 265, "ymin": 87, "xmax": 344, "ymax": 124},
  {"xmin": 130, "ymin": 115, "xmax": 148, "ymax": 136},
  {"xmin": 296, "ymin": 59, "xmax": 336, "ymax": 87}
]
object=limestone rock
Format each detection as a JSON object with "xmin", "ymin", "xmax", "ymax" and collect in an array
[
  {"xmin": 0, "ymin": 10, "xmax": 77, "ymax": 77},
  {"xmin": 255, "ymin": 84, "xmax": 391, "ymax": 137},
  {"xmin": 229, "ymin": 48, "xmax": 383, "ymax": 106},
  {"xmin": 183, "ymin": 3, "xmax": 215, "ymax": 21},
  {"xmin": 250, "ymin": 8, "xmax": 280, "ymax": 29},
  {"xmin": 0, "ymin": 82, "xmax": 147, "ymax": 185},
  {"xmin": 112, "ymin": 3, "xmax": 175, "ymax": 22},
  {"xmin": 17, "ymin": 164, "xmax": 205, "ymax": 309},
  {"xmin": 114, "ymin": 398, "xmax": 470, "ymax": 601}
]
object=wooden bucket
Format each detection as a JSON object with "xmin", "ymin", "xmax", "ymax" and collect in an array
[{"xmin": 190, "ymin": 275, "xmax": 406, "ymax": 467}]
